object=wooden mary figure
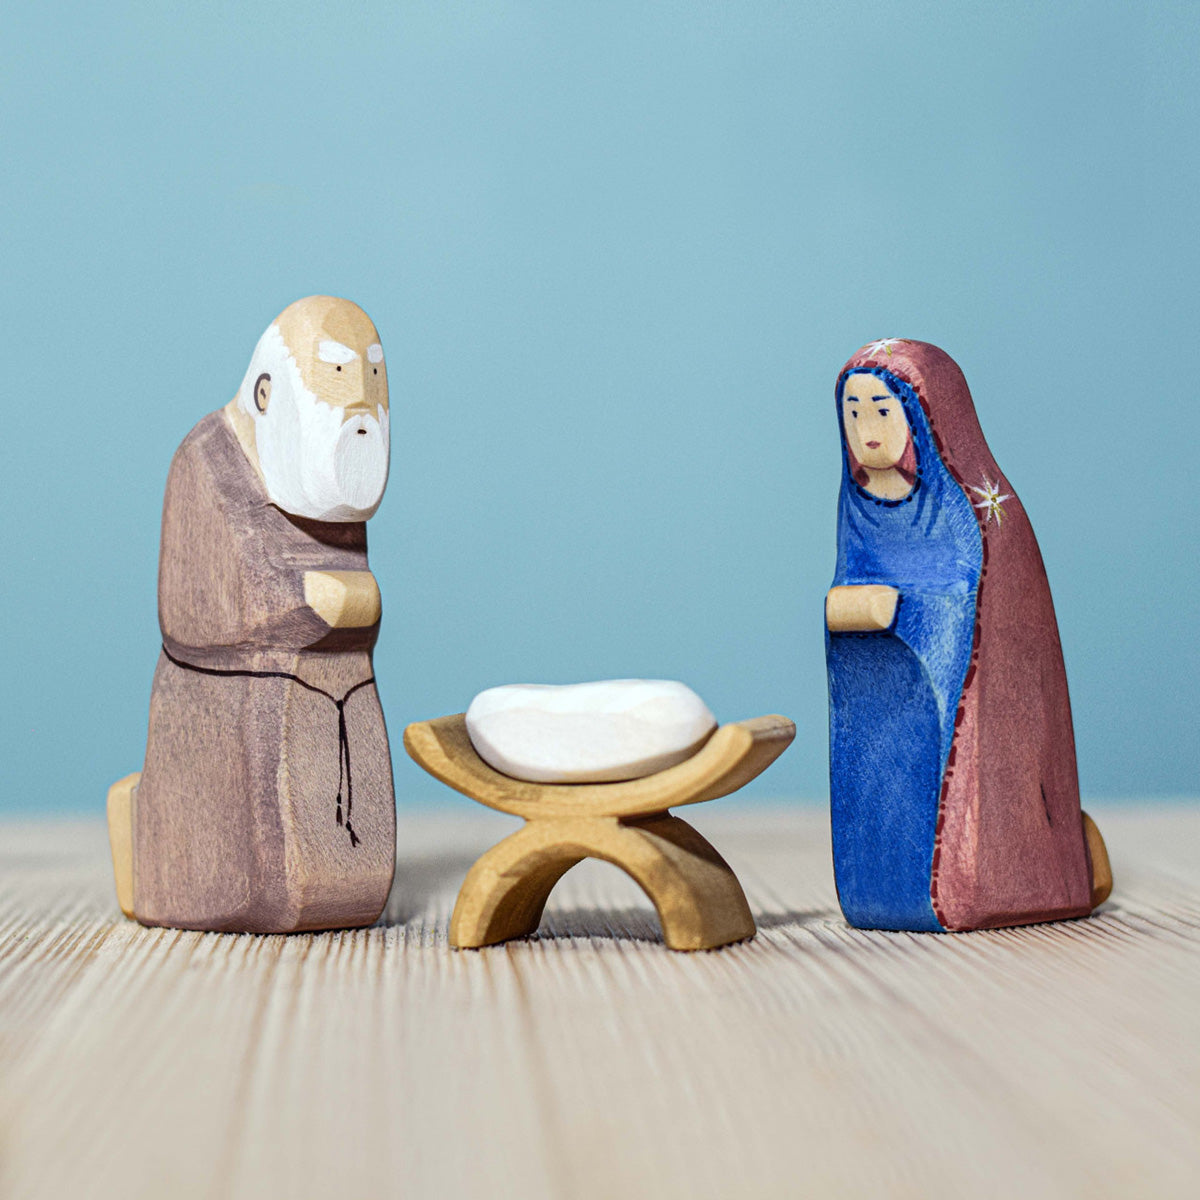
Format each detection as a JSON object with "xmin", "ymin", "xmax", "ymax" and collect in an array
[
  {"xmin": 107, "ymin": 296, "xmax": 396, "ymax": 932},
  {"xmin": 825, "ymin": 338, "xmax": 1111, "ymax": 932}
]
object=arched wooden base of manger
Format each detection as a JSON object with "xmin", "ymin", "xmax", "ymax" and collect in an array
[
  {"xmin": 449, "ymin": 813, "xmax": 755, "ymax": 951},
  {"xmin": 403, "ymin": 712, "xmax": 796, "ymax": 952}
]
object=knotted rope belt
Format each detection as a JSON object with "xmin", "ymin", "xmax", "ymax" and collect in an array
[{"xmin": 162, "ymin": 645, "xmax": 374, "ymax": 847}]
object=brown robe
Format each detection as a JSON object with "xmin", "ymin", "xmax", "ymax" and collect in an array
[{"xmin": 132, "ymin": 411, "xmax": 395, "ymax": 932}]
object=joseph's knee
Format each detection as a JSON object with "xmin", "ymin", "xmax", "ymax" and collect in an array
[{"xmin": 106, "ymin": 772, "xmax": 140, "ymax": 918}]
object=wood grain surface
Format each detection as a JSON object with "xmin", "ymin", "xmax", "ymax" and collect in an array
[{"xmin": 2, "ymin": 807, "xmax": 1198, "ymax": 1199}]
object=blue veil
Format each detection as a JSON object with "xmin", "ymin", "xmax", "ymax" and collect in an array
[{"xmin": 827, "ymin": 367, "xmax": 983, "ymax": 930}]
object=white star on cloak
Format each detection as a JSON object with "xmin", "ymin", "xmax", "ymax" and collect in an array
[
  {"xmin": 863, "ymin": 338, "xmax": 905, "ymax": 358},
  {"xmin": 970, "ymin": 476, "xmax": 1012, "ymax": 525}
]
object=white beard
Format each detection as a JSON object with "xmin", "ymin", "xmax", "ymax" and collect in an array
[{"xmin": 238, "ymin": 326, "xmax": 390, "ymax": 522}]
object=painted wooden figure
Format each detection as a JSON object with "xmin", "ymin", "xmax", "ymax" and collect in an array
[
  {"xmin": 107, "ymin": 296, "xmax": 396, "ymax": 932},
  {"xmin": 825, "ymin": 338, "xmax": 1111, "ymax": 932}
]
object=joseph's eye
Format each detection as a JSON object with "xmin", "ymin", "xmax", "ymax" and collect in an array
[{"xmin": 373, "ymin": 368, "xmax": 378, "ymax": 375}]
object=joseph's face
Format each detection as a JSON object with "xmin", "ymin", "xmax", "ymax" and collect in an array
[
  {"xmin": 842, "ymin": 374, "xmax": 910, "ymax": 470},
  {"xmin": 277, "ymin": 300, "xmax": 389, "ymax": 419}
]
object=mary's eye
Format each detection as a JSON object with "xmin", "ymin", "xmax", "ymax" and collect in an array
[
  {"xmin": 878, "ymin": 407, "xmax": 888, "ymax": 416},
  {"xmin": 851, "ymin": 410, "xmax": 858, "ymax": 419}
]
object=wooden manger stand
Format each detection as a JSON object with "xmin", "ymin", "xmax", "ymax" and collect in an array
[{"xmin": 403, "ymin": 713, "xmax": 795, "ymax": 951}]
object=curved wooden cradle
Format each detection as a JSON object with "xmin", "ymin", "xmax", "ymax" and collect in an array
[{"xmin": 403, "ymin": 714, "xmax": 795, "ymax": 951}]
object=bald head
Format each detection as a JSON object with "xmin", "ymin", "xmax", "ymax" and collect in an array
[
  {"xmin": 273, "ymin": 295, "xmax": 389, "ymax": 418},
  {"xmin": 228, "ymin": 296, "xmax": 390, "ymax": 522}
]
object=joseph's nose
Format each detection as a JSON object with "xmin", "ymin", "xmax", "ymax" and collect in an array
[{"xmin": 342, "ymin": 398, "xmax": 375, "ymax": 419}]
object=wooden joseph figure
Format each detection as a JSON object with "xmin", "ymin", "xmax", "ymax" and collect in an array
[
  {"xmin": 107, "ymin": 296, "xmax": 396, "ymax": 932},
  {"xmin": 825, "ymin": 339, "xmax": 1112, "ymax": 932}
]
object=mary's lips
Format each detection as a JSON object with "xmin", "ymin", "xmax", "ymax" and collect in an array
[{"xmin": 866, "ymin": 440, "xmax": 881, "ymax": 448}]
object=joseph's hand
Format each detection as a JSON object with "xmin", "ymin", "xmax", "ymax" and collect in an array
[
  {"xmin": 303, "ymin": 570, "xmax": 381, "ymax": 628},
  {"xmin": 826, "ymin": 585, "xmax": 899, "ymax": 633}
]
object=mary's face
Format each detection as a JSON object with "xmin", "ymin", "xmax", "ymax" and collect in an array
[{"xmin": 842, "ymin": 374, "xmax": 911, "ymax": 470}]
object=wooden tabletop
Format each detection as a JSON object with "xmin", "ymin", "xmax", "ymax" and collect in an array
[{"xmin": 1, "ymin": 807, "xmax": 1197, "ymax": 1199}]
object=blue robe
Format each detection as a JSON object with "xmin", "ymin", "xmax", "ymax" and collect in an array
[{"xmin": 826, "ymin": 369, "xmax": 983, "ymax": 931}]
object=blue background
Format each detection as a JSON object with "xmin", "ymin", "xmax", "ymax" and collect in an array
[{"xmin": 3, "ymin": 1, "xmax": 1197, "ymax": 814}]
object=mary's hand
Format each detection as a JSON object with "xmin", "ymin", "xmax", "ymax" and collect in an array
[{"xmin": 826, "ymin": 585, "xmax": 899, "ymax": 632}]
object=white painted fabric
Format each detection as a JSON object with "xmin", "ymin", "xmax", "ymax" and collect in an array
[{"xmin": 465, "ymin": 680, "xmax": 718, "ymax": 783}]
